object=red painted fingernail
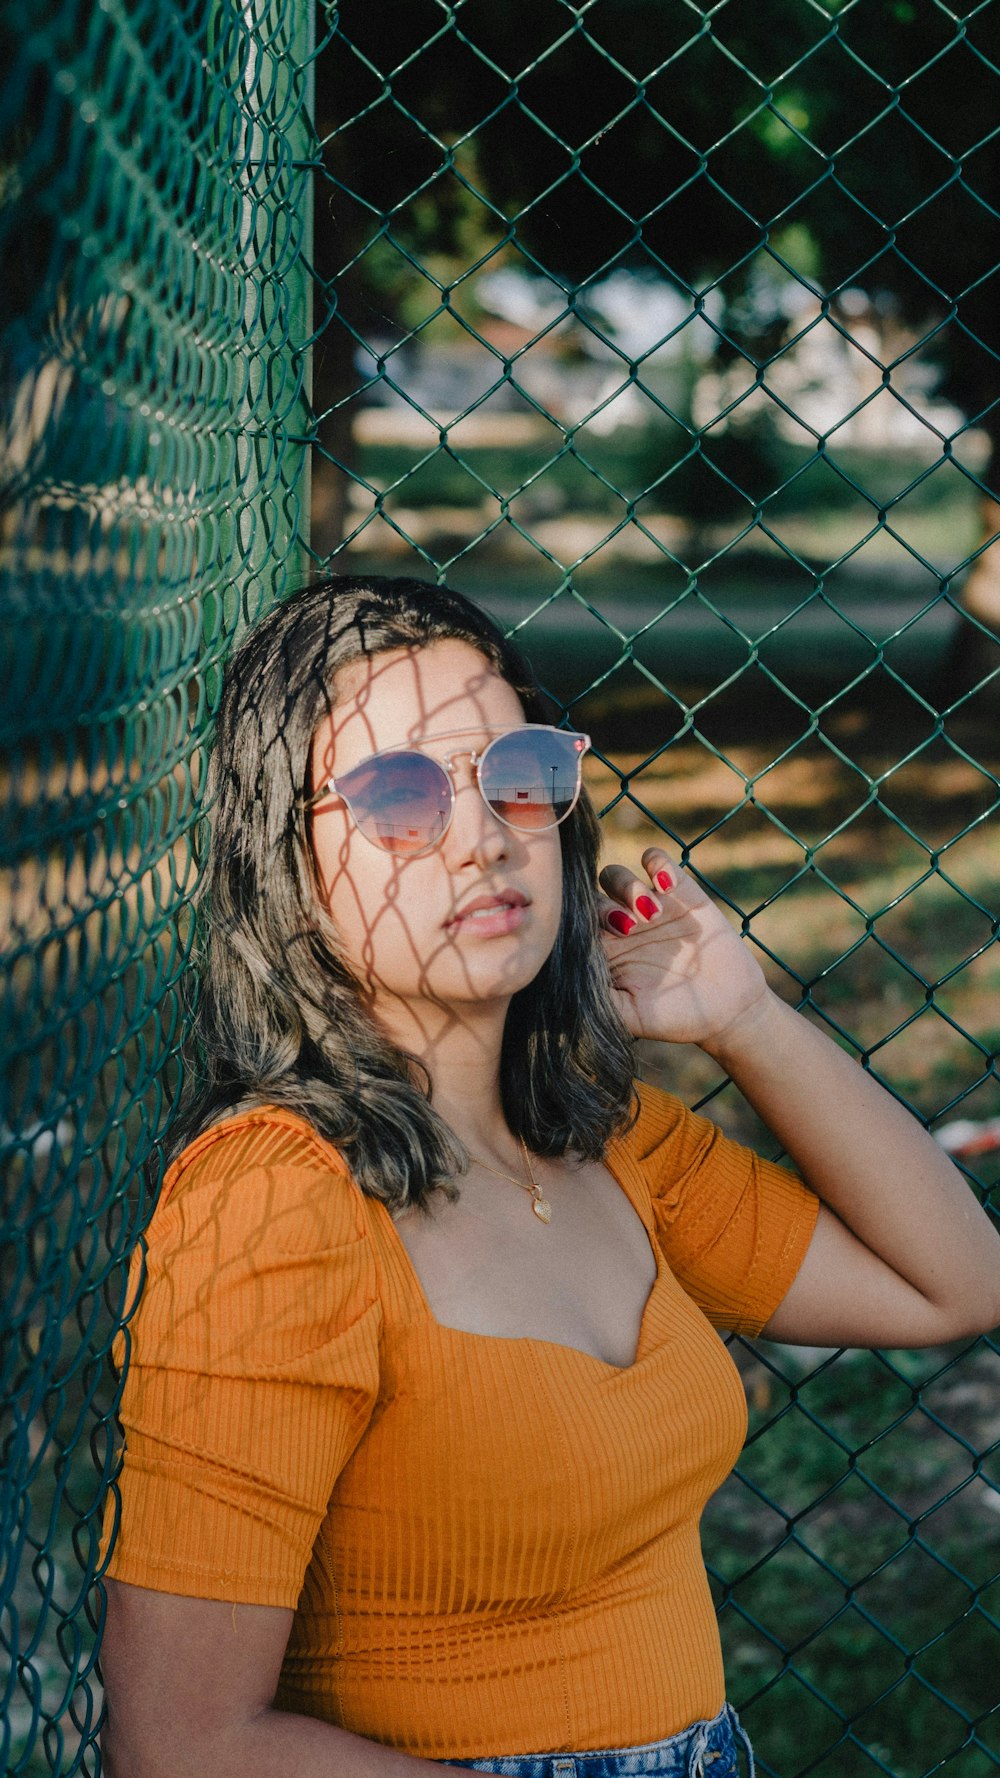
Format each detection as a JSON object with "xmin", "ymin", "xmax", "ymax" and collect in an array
[
  {"xmin": 636, "ymin": 895, "xmax": 658, "ymax": 920},
  {"xmin": 607, "ymin": 911, "xmax": 637, "ymax": 936},
  {"xmin": 655, "ymin": 869, "xmax": 674, "ymax": 891}
]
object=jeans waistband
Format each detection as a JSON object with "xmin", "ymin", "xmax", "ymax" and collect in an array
[{"xmin": 437, "ymin": 1701, "xmax": 755, "ymax": 1778}]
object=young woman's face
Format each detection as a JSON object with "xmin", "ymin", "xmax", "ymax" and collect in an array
[{"xmin": 308, "ymin": 640, "xmax": 565, "ymax": 1021}]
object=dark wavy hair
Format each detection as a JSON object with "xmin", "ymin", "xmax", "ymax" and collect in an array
[{"xmin": 166, "ymin": 573, "xmax": 638, "ymax": 1214}]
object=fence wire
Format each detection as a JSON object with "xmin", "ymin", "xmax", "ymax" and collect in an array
[
  {"xmin": 2, "ymin": 1, "xmax": 1000, "ymax": 1774},
  {"xmin": 0, "ymin": 0, "xmax": 312, "ymax": 1770}
]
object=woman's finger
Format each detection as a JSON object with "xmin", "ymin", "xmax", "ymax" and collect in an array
[
  {"xmin": 596, "ymin": 866, "xmax": 663, "ymax": 926},
  {"xmin": 639, "ymin": 846, "xmax": 680, "ymax": 894},
  {"xmin": 594, "ymin": 891, "xmax": 640, "ymax": 937}
]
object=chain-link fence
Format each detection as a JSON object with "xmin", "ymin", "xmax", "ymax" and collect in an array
[
  {"xmin": 1, "ymin": 0, "xmax": 312, "ymax": 1769},
  {"xmin": 3, "ymin": 1, "xmax": 1000, "ymax": 1774}
]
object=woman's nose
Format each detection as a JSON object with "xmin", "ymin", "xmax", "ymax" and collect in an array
[{"xmin": 446, "ymin": 768, "xmax": 510, "ymax": 866}]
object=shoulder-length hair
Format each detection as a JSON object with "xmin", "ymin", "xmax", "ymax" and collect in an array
[{"xmin": 166, "ymin": 574, "xmax": 638, "ymax": 1214}]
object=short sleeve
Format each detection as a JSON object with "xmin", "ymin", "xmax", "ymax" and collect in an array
[
  {"xmin": 100, "ymin": 1111, "xmax": 382, "ymax": 1608},
  {"xmin": 625, "ymin": 1081, "xmax": 820, "ymax": 1337}
]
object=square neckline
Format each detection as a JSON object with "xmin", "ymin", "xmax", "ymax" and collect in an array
[
  {"xmin": 374, "ymin": 1137, "xmax": 665, "ymax": 1374},
  {"xmin": 172, "ymin": 1103, "xmax": 667, "ymax": 1374}
]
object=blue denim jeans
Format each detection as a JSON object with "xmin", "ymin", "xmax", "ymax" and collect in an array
[{"xmin": 437, "ymin": 1703, "xmax": 754, "ymax": 1778}]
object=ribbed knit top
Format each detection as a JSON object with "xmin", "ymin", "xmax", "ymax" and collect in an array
[{"xmin": 101, "ymin": 1081, "xmax": 818, "ymax": 1756}]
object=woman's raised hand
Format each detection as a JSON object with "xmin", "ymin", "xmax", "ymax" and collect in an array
[
  {"xmin": 599, "ymin": 846, "xmax": 1000, "ymax": 1352},
  {"xmin": 597, "ymin": 846, "xmax": 771, "ymax": 1051}
]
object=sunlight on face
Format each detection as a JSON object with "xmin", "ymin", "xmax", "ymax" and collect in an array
[{"xmin": 307, "ymin": 640, "xmax": 565, "ymax": 1034}]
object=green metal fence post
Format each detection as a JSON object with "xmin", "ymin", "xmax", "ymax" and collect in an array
[
  {"xmin": 0, "ymin": 3, "xmax": 315, "ymax": 1770},
  {"xmin": 207, "ymin": 0, "xmax": 314, "ymax": 653}
]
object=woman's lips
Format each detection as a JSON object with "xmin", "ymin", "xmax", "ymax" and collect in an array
[{"xmin": 445, "ymin": 894, "xmax": 529, "ymax": 936}]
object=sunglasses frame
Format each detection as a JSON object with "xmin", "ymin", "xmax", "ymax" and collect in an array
[{"xmin": 304, "ymin": 724, "xmax": 591, "ymax": 856}]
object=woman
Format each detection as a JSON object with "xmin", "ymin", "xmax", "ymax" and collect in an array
[{"xmin": 99, "ymin": 573, "xmax": 1000, "ymax": 1778}]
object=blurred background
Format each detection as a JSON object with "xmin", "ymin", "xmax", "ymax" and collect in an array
[{"xmin": 2, "ymin": 1, "xmax": 999, "ymax": 1773}]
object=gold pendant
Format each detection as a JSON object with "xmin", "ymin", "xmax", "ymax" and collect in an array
[{"xmin": 532, "ymin": 1197, "xmax": 552, "ymax": 1223}]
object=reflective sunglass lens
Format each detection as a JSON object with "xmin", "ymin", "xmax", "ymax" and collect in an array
[
  {"xmin": 338, "ymin": 753, "xmax": 451, "ymax": 855},
  {"xmin": 480, "ymin": 732, "xmax": 584, "ymax": 828}
]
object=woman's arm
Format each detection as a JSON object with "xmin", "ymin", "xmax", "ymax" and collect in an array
[
  {"xmin": 598, "ymin": 846, "xmax": 1000, "ymax": 1348},
  {"xmin": 101, "ymin": 1579, "xmax": 450, "ymax": 1778},
  {"xmin": 703, "ymin": 988, "xmax": 1000, "ymax": 1345}
]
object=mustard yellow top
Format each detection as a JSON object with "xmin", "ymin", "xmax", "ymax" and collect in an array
[{"xmin": 101, "ymin": 1080, "xmax": 818, "ymax": 1756}]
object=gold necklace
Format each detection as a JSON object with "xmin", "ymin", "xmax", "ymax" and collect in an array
[{"xmin": 466, "ymin": 1135, "xmax": 553, "ymax": 1224}]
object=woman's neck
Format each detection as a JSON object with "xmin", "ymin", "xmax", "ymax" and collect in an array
[{"xmin": 367, "ymin": 987, "xmax": 514, "ymax": 1153}]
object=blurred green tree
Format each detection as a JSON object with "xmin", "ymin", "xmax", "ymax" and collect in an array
[{"xmin": 314, "ymin": 0, "xmax": 999, "ymax": 668}]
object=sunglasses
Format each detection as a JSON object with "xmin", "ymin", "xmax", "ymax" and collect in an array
[{"xmin": 304, "ymin": 724, "xmax": 591, "ymax": 857}]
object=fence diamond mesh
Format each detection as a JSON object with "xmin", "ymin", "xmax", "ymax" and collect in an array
[
  {"xmin": 0, "ymin": 0, "xmax": 312, "ymax": 1770},
  {"xmin": 2, "ymin": 1, "xmax": 999, "ymax": 1774}
]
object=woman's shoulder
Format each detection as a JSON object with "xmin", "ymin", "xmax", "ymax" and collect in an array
[
  {"xmin": 128, "ymin": 1104, "xmax": 382, "ymax": 1381},
  {"xmin": 613, "ymin": 1077, "xmax": 745, "ymax": 1204},
  {"xmin": 166, "ymin": 1101, "xmax": 349, "ymax": 1179},
  {"xmin": 155, "ymin": 1103, "xmax": 367, "ymax": 1252},
  {"xmin": 615, "ymin": 1077, "xmax": 697, "ymax": 1155}
]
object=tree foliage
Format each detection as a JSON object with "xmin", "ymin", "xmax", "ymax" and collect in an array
[{"xmin": 316, "ymin": 0, "xmax": 999, "ymax": 445}]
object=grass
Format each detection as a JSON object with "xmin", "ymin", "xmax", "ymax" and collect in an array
[
  {"xmin": 705, "ymin": 1341, "xmax": 1000, "ymax": 1778},
  {"xmin": 331, "ymin": 428, "xmax": 986, "ymax": 585}
]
